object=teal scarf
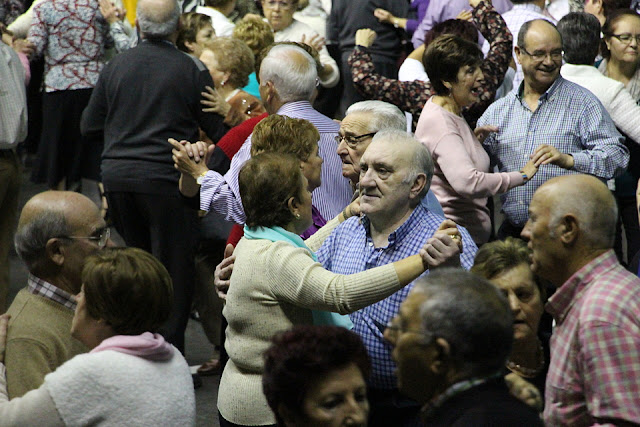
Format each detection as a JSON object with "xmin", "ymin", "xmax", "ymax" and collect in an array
[{"xmin": 244, "ymin": 225, "xmax": 353, "ymax": 329}]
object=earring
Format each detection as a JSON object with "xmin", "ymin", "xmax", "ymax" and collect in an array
[
  {"xmin": 221, "ymin": 80, "xmax": 226, "ymax": 87},
  {"xmin": 295, "ymin": 213, "xmax": 301, "ymax": 219}
]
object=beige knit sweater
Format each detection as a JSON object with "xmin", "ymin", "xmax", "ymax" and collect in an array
[{"xmin": 217, "ymin": 218, "xmax": 403, "ymax": 425}]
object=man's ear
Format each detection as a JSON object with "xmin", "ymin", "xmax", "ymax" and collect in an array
[
  {"xmin": 430, "ymin": 337, "xmax": 451, "ymax": 375},
  {"xmin": 514, "ymin": 45, "xmax": 523, "ymax": 65},
  {"xmin": 45, "ymin": 238, "xmax": 66, "ymax": 267},
  {"xmin": 559, "ymin": 214, "xmax": 579, "ymax": 246},
  {"xmin": 409, "ymin": 173, "xmax": 427, "ymax": 201}
]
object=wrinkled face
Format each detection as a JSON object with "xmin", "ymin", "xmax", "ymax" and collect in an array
[
  {"xmin": 605, "ymin": 15, "xmax": 640, "ymax": 65},
  {"xmin": 261, "ymin": 0, "xmax": 295, "ymax": 32},
  {"xmin": 337, "ymin": 112, "xmax": 375, "ymax": 184},
  {"xmin": 296, "ymin": 363, "xmax": 369, "ymax": 427},
  {"xmin": 516, "ymin": 22, "xmax": 563, "ymax": 92},
  {"xmin": 386, "ymin": 291, "xmax": 440, "ymax": 404},
  {"xmin": 301, "ymin": 143, "xmax": 323, "ymax": 192},
  {"xmin": 200, "ymin": 49, "xmax": 228, "ymax": 89},
  {"xmin": 358, "ymin": 140, "xmax": 413, "ymax": 223},
  {"xmin": 448, "ymin": 64, "xmax": 484, "ymax": 108},
  {"xmin": 491, "ymin": 263, "xmax": 544, "ymax": 344},
  {"xmin": 521, "ymin": 188, "xmax": 560, "ymax": 284}
]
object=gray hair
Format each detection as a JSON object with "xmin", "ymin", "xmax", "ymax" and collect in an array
[
  {"xmin": 259, "ymin": 44, "xmax": 317, "ymax": 103},
  {"xmin": 371, "ymin": 129, "xmax": 434, "ymax": 200},
  {"xmin": 412, "ymin": 268, "xmax": 513, "ymax": 378},
  {"xmin": 137, "ymin": 0, "xmax": 180, "ymax": 39},
  {"xmin": 14, "ymin": 210, "xmax": 70, "ymax": 272},
  {"xmin": 345, "ymin": 101, "xmax": 406, "ymax": 132}
]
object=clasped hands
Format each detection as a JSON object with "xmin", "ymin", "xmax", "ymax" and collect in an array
[
  {"xmin": 420, "ymin": 219, "xmax": 463, "ymax": 270},
  {"xmin": 168, "ymin": 138, "xmax": 211, "ymax": 180}
]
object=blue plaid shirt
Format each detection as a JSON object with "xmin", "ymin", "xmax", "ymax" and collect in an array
[
  {"xmin": 316, "ymin": 205, "xmax": 477, "ymax": 389},
  {"xmin": 477, "ymin": 76, "xmax": 628, "ymax": 227}
]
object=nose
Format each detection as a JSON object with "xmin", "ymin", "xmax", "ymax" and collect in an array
[
  {"xmin": 476, "ymin": 69, "xmax": 484, "ymax": 82},
  {"xmin": 359, "ymin": 167, "xmax": 375, "ymax": 187},
  {"xmin": 343, "ymin": 396, "xmax": 367, "ymax": 426},
  {"xmin": 508, "ymin": 292, "xmax": 521, "ymax": 314},
  {"xmin": 521, "ymin": 220, "xmax": 531, "ymax": 241},
  {"xmin": 337, "ymin": 137, "xmax": 348, "ymax": 155}
]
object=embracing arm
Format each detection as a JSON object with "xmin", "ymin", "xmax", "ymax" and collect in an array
[{"xmin": 607, "ymin": 87, "xmax": 640, "ymax": 145}]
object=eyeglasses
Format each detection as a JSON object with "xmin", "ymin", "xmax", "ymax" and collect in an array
[
  {"xmin": 609, "ymin": 33, "xmax": 640, "ymax": 44},
  {"xmin": 519, "ymin": 46, "xmax": 563, "ymax": 62},
  {"xmin": 59, "ymin": 227, "xmax": 111, "ymax": 249},
  {"xmin": 334, "ymin": 132, "xmax": 377, "ymax": 149},
  {"xmin": 263, "ymin": 0, "xmax": 294, "ymax": 9}
]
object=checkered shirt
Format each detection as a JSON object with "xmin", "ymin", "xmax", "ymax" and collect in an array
[
  {"xmin": 200, "ymin": 101, "xmax": 353, "ymax": 224},
  {"xmin": 316, "ymin": 205, "xmax": 477, "ymax": 389},
  {"xmin": 477, "ymin": 76, "xmax": 628, "ymax": 227},
  {"xmin": 27, "ymin": 273, "xmax": 77, "ymax": 311},
  {"xmin": 544, "ymin": 250, "xmax": 640, "ymax": 426}
]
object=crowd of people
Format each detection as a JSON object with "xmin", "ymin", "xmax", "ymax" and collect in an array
[{"xmin": 1, "ymin": 0, "xmax": 640, "ymax": 425}]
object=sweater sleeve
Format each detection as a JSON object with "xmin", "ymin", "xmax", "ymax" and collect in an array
[
  {"xmin": 607, "ymin": 86, "xmax": 640, "ymax": 145},
  {"xmin": 266, "ymin": 242, "xmax": 402, "ymax": 314},
  {"xmin": 0, "ymin": 364, "xmax": 64, "ymax": 426},
  {"xmin": 305, "ymin": 215, "xmax": 341, "ymax": 252},
  {"xmin": 4, "ymin": 338, "xmax": 54, "ymax": 399}
]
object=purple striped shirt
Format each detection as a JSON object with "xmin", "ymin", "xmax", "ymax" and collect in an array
[{"xmin": 200, "ymin": 101, "xmax": 353, "ymax": 223}]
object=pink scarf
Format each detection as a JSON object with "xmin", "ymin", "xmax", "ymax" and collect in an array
[{"xmin": 90, "ymin": 332, "xmax": 174, "ymax": 361}]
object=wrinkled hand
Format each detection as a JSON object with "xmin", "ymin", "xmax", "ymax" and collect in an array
[
  {"xmin": 301, "ymin": 33, "xmax": 326, "ymax": 53},
  {"xmin": 0, "ymin": 313, "xmax": 10, "ymax": 364},
  {"xmin": 201, "ymin": 86, "xmax": 231, "ymax": 117},
  {"xmin": 436, "ymin": 219, "xmax": 463, "ymax": 252},
  {"xmin": 531, "ymin": 144, "xmax": 574, "ymax": 169},
  {"xmin": 420, "ymin": 221, "xmax": 462, "ymax": 270},
  {"xmin": 474, "ymin": 125, "xmax": 498, "ymax": 143},
  {"xmin": 99, "ymin": 0, "xmax": 124, "ymax": 24},
  {"xmin": 520, "ymin": 158, "xmax": 538, "ymax": 182},
  {"xmin": 168, "ymin": 138, "xmax": 209, "ymax": 179},
  {"xmin": 214, "ymin": 244, "xmax": 235, "ymax": 300},
  {"xmin": 342, "ymin": 197, "xmax": 361, "ymax": 220},
  {"xmin": 12, "ymin": 38, "xmax": 35, "ymax": 57},
  {"xmin": 505, "ymin": 373, "xmax": 542, "ymax": 412},
  {"xmin": 373, "ymin": 8, "xmax": 394, "ymax": 24},
  {"xmin": 355, "ymin": 29, "xmax": 377, "ymax": 48}
]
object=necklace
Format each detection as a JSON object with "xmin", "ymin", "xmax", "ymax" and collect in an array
[{"xmin": 506, "ymin": 339, "xmax": 545, "ymax": 378}]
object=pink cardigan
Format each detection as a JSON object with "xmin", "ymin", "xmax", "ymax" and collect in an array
[{"xmin": 416, "ymin": 99, "xmax": 523, "ymax": 244}]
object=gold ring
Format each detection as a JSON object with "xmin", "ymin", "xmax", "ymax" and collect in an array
[{"xmin": 451, "ymin": 235, "xmax": 459, "ymax": 240}]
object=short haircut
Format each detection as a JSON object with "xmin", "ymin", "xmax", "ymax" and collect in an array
[
  {"xmin": 263, "ymin": 325, "xmax": 370, "ymax": 426},
  {"xmin": 176, "ymin": 12, "xmax": 212, "ymax": 53},
  {"xmin": 345, "ymin": 101, "xmax": 406, "ymax": 132},
  {"xmin": 14, "ymin": 210, "xmax": 69, "ymax": 272},
  {"xmin": 558, "ymin": 13, "xmax": 600, "ymax": 65},
  {"xmin": 412, "ymin": 268, "xmax": 514, "ymax": 378},
  {"xmin": 250, "ymin": 114, "xmax": 319, "ymax": 161},
  {"xmin": 202, "ymin": 37, "xmax": 255, "ymax": 88},
  {"xmin": 423, "ymin": 34, "xmax": 483, "ymax": 96},
  {"xmin": 602, "ymin": 0, "xmax": 633, "ymax": 18},
  {"xmin": 255, "ymin": 41, "xmax": 323, "ymax": 83},
  {"xmin": 233, "ymin": 16, "xmax": 274, "ymax": 58},
  {"xmin": 82, "ymin": 247, "xmax": 173, "ymax": 335},
  {"xmin": 601, "ymin": 9, "xmax": 640, "ymax": 59},
  {"xmin": 422, "ymin": 18, "xmax": 478, "ymax": 48},
  {"xmin": 259, "ymin": 44, "xmax": 317, "ymax": 103},
  {"xmin": 239, "ymin": 152, "xmax": 303, "ymax": 228},
  {"xmin": 517, "ymin": 19, "xmax": 562, "ymax": 50},
  {"xmin": 371, "ymin": 129, "xmax": 434, "ymax": 200},
  {"xmin": 137, "ymin": 0, "xmax": 181, "ymax": 39},
  {"xmin": 471, "ymin": 237, "xmax": 546, "ymax": 300}
]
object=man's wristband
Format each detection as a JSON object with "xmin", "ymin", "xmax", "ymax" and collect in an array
[{"xmin": 520, "ymin": 171, "xmax": 528, "ymax": 182}]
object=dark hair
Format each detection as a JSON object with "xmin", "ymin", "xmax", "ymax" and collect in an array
[
  {"xmin": 601, "ymin": 9, "xmax": 640, "ymax": 59},
  {"xmin": 204, "ymin": 0, "xmax": 235, "ymax": 7},
  {"xmin": 176, "ymin": 12, "xmax": 212, "ymax": 53},
  {"xmin": 422, "ymin": 18, "xmax": 478, "ymax": 48},
  {"xmin": 81, "ymin": 247, "xmax": 173, "ymax": 335},
  {"xmin": 471, "ymin": 237, "xmax": 546, "ymax": 301},
  {"xmin": 517, "ymin": 19, "xmax": 562, "ymax": 50},
  {"xmin": 263, "ymin": 325, "xmax": 371, "ymax": 425},
  {"xmin": 250, "ymin": 114, "xmax": 319, "ymax": 161},
  {"xmin": 602, "ymin": 0, "xmax": 633, "ymax": 19},
  {"xmin": 558, "ymin": 12, "xmax": 601, "ymax": 65},
  {"xmin": 239, "ymin": 152, "xmax": 303, "ymax": 228},
  {"xmin": 423, "ymin": 34, "xmax": 483, "ymax": 95},
  {"xmin": 202, "ymin": 37, "xmax": 255, "ymax": 88}
]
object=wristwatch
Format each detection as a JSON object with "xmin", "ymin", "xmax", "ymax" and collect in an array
[{"xmin": 196, "ymin": 171, "xmax": 208, "ymax": 185}]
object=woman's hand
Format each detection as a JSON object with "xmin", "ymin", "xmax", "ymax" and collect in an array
[
  {"xmin": 474, "ymin": 125, "xmax": 498, "ymax": 143},
  {"xmin": 341, "ymin": 197, "xmax": 361, "ymax": 221},
  {"xmin": 355, "ymin": 29, "xmax": 377, "ymax": 48},
  {"xmin": 214, "ymin": 245, "xmax": 235, "ymax": 301},
  {"xmin": 456, "ymin": 9, "xmax": 472, "ymax": 21},
  {"xmin": 168, "ymin": 138, "xmax": 209, "ymax": 179},
  {"xmin": 373, "ymin": 8, "xmax": 394, "ymax": 24},
  {"xmin": 99, "ymin": 0, "xmax": 125, "ymax": 24},
  {"xmin": 201, "ymin": 86, "xmax": 231, "ymax": 117},
  {"xmin": 520, "ymin": 159, "xmax": 539, "ymax": 183},
  {"xmin": 301, "ymin": 33, "xmax": 326, "ymax": 53},
  {"xmin": 419, "ymin": 220, "xmax": 462, "ymax": 270},
  {"xmin": 0, "ymin": 314, "xmax": 10, "ymax": 364},
  {"xmin": 505, "ymin": 373, "xmax": 542, "ymax": 412}
]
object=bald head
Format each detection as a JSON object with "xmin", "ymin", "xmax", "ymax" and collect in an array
[
  {"xmin": 136, "ymin": 0, "xmax": 180, "ymax": 39},
  {"xmin": 259, "ymin": 44, "xmax": 317, "ymax": 104},
  {"xmin": 540, "ymin": 174, "xmax": 617, "ymax": 248},
  {"xmin": 517, "ymin": 19, "xmax": 562, "ymax": 50}
]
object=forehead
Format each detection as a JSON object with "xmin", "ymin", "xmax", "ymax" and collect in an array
[
  {"xmin": 612, "ymin": 15, "xmax": 640, "ymax": 31},
  {"xmin": 492, "ymin": 264, "xmax": 535, "ymax": 290},
  {"xmin": 341, "ymin": 111, "xmax": 374, "ymax": 135},
  {"xmin": 400, "ymin": 291, "xmax": 428, "ymax": 322},
  {"xmin": 524, "ymin": 22, "xmax": 562, "ymax": 50},
  {"xmin": 361, "ymin": 139, "xmax": 409, "ymax": 166},
  {"xmin": 529, "ymin": 188, "xmax": 552, "ymax": 215}
]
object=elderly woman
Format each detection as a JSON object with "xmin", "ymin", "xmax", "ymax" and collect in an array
[
  {"xmin": 263, "ymin": 325, "xmax": 370, "ymax": 426},
  {"xmin": 471, "ymin": 237, "xmax": 549, "ymax": 400},
  {"xmin": 416, "ymin": 34, "xmax": 538, "ymax": 245},
  {"xmin": 231, "ymin": 15, "xmax": 275, "ymax": 98},
  {"xmin": 0, "ymin": 247, "xmax": 195, "ymax": 425},
  {"xmin": 199, "ymin": 37, "xmax": 266, "ymax": 128},
  {"xmin": 176, "ymin": 12, "xmax": 216, "ymax": 58},
  {"xmin": 217, "ymin": 152, "xmax": 437, "ymax": 426}
]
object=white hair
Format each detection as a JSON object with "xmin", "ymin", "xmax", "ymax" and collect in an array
[
  {"xmin": 345, "ymin": 101, "xmax": 406, "ymax": 132},
  {"xmin": 259, "ymin": 44, "xmax": 317, "ymax": 103},
  {"xmin": 137, "ymin": 0, "xmax": 180, "ymax": 39}
]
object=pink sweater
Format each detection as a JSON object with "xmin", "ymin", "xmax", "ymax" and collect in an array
[{"xmin": 416, "ymin": 99, "xmax": 523, "ymax": 244}]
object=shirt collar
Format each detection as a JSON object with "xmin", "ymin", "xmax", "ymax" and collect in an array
[
  {"xmin": 27, "ymin": 273, "xmax": 77, "ymax": 311},
  {"xmin": 545, "ymin": 249, "xmax": 618, "ymax": 324},
  {"xmin": 517, "ymin": 75, "xmax": 565, "ymax": 105},
  {"xmin": 360, "ymin": 205, "xmax": 425, "ymax": 249},
  {"xmin": 277, "ymin": 100, "xmax": 313, "ymax": 115}
]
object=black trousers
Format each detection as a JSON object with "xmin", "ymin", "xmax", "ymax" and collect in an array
[{"xmin": 106, "ymin": 190, "xmax": 198, "ymax": 353}]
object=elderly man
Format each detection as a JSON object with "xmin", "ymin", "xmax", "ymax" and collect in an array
[
  {"xmin": 174, "ymin": 43, "xmax": 352, "ymax": 225},
  {"xmin": 81, "ymin": 0, "xmax": 227, "ymax": 353},
  {"xmin": 5, "ymin": 191, "xmax": 111, "ymax": 398},
  {"xmin": 338, "ymin": 100, "xmax": 444, "ymax": 216},
  {"xmin": 387, "ymin": 269, "xmax": 542, "ymax": 425},
  {"xmin": 521, "ymin": 174, "xmax": 640, "ymax": 425},
  {"xmin": 477, "ymin": 19, "xmax": 628, "ymax": 239},
  {"xmin": 317, "ymin": 129, "xmax": 477, "ymax": 426}
]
